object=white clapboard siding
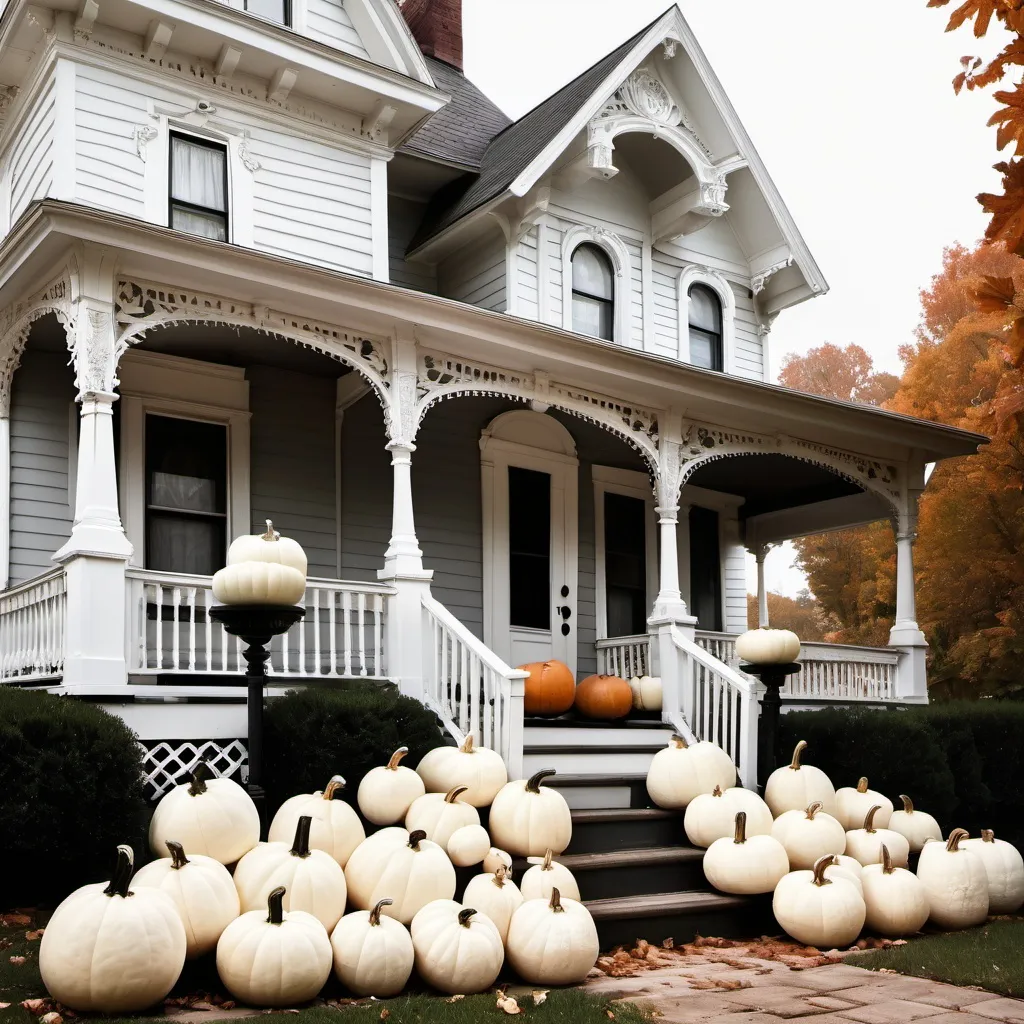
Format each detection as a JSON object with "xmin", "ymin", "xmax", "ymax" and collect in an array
[
  {"xmin": 305, "ymin": 0, "xmax": 370, "ymax": 57},
  {"xmin": 627, "ymin": 238, "xmax": 644, "ymax": 347},
  {"xmin": 249, "ymin": 129, "xmax": 373, "ymax": 276},
  {"xmin": 516, "ymin": 227, "xmax": 539, "ymax": 320},
  {"xmin": 74, "ymin": 66, "xmax": 147, "ymax": 218},
  {"xmin": 439, "ymin": 231, "xmax": 507, "ymax": 312},
  {"xmin": 733, "ymin": 287, "xmax": 766, "ymax": 381},
  {"xmin": 388, "ymin": 195, "xmax": 436, "ymax": 293},
  {"xmin": 547, "ymin": 220, "xmax": 563, "ymax": 324},
  {"xmin": 652, "ymin": 256, "xmax": 680, "ymax": 357},
  {"xmin": 723, "ymin": 541, "xmax": 748, "ymax": 633},
  {"xmin": 9, "ymin": 76, "xmax": 55, "ymax": 223}
]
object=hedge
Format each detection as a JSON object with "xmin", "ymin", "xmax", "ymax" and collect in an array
[
  {"xmin": 262, "ymin": 682, "xmax": 445, "ymax": 816},
  {"xmin": 0, "ymin": 688, "xmax": 149, "ymax": 906},
  {"xmin": 779, "ymin": 701, "xmax": 1023, "ymax": 849}
]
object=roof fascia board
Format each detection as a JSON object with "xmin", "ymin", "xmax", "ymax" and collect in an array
[
  {"xmin": 344, "ymin": 0, "xmax": 435, "ymax": 86},
  {"xmin": 10, "ymin": 201, "xmax": 983, "ymax": 460}
]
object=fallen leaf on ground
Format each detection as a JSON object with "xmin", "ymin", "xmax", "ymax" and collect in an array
[
  {"xmin": 20, "ymin": 999, "xmax": 49, "ymax": 1014},
  {"xmin": 1, "ymin": 914, "xmax": 32, "ymax": 927},
  {"xmin": 661, "ymin": 937, "xmax": 674, "ymax": 949},
  {"xmin": 25, "ymin": 930, "xmax": 44, "ymax": 941},
  {"xmin": 605, "ymin": 1011, "xmax": 615, "ymax": 1020},
  {"xmin": 496, "ymin": 993, "xmax": 521, "ymax": 1015},
  {"xmin": 9, "ymin": 956, "xmax": 26, "ymax": 965},
  {"xmin": 40, "ymin": 1013, "xmax": 62, "ymax": 1024},
  {"xmin": 445, "ymin": 994, "xmax": 465, "ymax": 1003},
  {"xmin": 379, "ymin": 1010, "xmax": 389, "ymax": 1021}
]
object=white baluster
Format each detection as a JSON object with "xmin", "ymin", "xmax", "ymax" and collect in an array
[
  {"xmin": 357, "ymin": 591, "xmax": 367, "ymax": 676},
  {"xmin": 342, "ymin": 591, "xmax": 352, "ymax": 677},
  {"xmin": 188, "ymin": 588, "xmax": 197, "ymax": 672},
  {"xmin": 328, "ymin": 589, "xmax": 338, "ymax": 677},
  {"xmin": 312, "ymin": 588, "xmax": 321, "ymax": 675}
]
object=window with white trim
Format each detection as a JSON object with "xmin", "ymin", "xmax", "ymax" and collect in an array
[
  {"xmin": 688, "ymin": 284, "xmax": 723, "ymax": 371},
  {"xmin": 244, "ymin": 0, "xmax": 290, "ymax": 25},
  {"xmin": 571, "ymin": 243, "xmax": 614, "ymax": 341},
  {"xmin": 169, "ymin": 133, "xmax": 229, "ymax": 242}
]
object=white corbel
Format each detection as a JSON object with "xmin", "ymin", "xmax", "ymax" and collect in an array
[
  {"xmin": 268, "ymin": 67, "xmax": 298, "ymax": 105},
  {"xmin": 215, "ymin": 44, "xmax": 242, "ymax": 78},
  {"xmin": 143, "ymin": 19, "xmax": 175, "ymax": 61},
  {"xmin": 362, "ymin": 100, "xmax": 397, "ymax": 142},
  {"xmin": 73, "ymin": 0, "xmax": 99, "ymax": 41}
]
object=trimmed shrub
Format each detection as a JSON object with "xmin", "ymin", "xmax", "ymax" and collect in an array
[
  {"xmin": 262, "ymin": 683, "xmax": 444, "ymax": 816},
  {"xmin": 0, "ymin": 688, "xmax": 148, "ymax": 907},
  {"xmin": 779, "ymin": 701, "xmax": 1024, "ymax": 850}
]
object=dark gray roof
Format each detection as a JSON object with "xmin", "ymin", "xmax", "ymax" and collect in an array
[
  {"xmin": 401, "ymin": 57, "xmax": 512, "ymax": 169},
  {"xmin": 408, "ymin": 17, "xmax": 655, "ymax": 253}
]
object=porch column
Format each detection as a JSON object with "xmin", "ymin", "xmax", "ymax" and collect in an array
[
  {"xmin": 888, "ymin": 510, "xmax": 928, "ymax": 701},
  {"xmin": 653, "ymin": 504, "xmax": 689, "ymax": 622},
  {"xmin": 382, "ymin": 442, "xmax": 425, "ymax": 578},
  {"xmin": 754, "ymin": 543, "xmax": 770, "ymax": 627}
]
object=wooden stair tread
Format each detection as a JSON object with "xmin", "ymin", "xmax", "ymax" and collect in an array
[
  {"xmin": 571, "ymin": 807, "xmax": 678, "ymax": 824},
  {"xmin": 557, "ymin": 846, "xmax": 703, "ymax": 871},
  {"xmin": 545, "ymin": 773, "xmax": 647, "ymax": 787},
  {"xmin": 585, "ymin": 890, "xmax": 746, "ymax": 920},
  {"xmin": 526, "ymin": 742, "xmax": 663, "ymax": 754}
]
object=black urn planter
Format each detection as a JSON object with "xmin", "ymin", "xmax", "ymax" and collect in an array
[{"xmin": 739, "ymin": 661, "xmax": 801, "ymax": 794}]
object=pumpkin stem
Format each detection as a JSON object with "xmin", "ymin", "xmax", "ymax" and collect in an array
[
  {"xmin": 103, "ymin": 844, "xmax": 135, "ymax": 898},
  {"xmin": 811, "ymin": 855, "xmax": 836, "ymax": 886},
  {"xmin": 166, "ymin": 841, "xmax": 190, "ymax": 869},
  {"xmin": 550, "ymin": 887, "xmax": 565, "ymax": 913},
  {"xmin": 542, "ymin": 849, "xmax": 553, "ymax": 870},
  {"xmin": 862, "ymin": 804, "xmax": 882, "ymax": 833},
  {"xmin": 900, "ymin": 794, "xmax": 914, "ymax": 814},
  {"xmin": 880, "ymin": 844, "xmax": 895, "ymax": 875},
  {"xmin": 805, "ymin": 801, "xmax": 823, "ymax": 820},
  {"xmin": 526, "ymin": 768, "xmax": 556, "ymax": 793},
  {"xmin": 188, "ymin": 761, "xmax": 211, "ymax": 796},
  {"xmin": 386, "ymin": 747, "xmax": 409, "ymax": 770},
  {"xmin": 369, "ymin": 898, "xmax": 393, "ymax": 926},
  {"xmin": 460, "ymin": 734, "xmax": 475, "ymax": 754},
  {"xmin": 261, "ymin": 519, "xmax": 279, "ymax": 542},
  {"xmin": 267, "ymin": 886, "xmax": 286, "ymax": 925},
  {"xmin": 712, "ymin": 785, "xmax": 723, "ymax": 798},
  {"xmin": 982, "ymin": 829, "xmax": 996, "ymax": 843},
  {"xmin": 946, "ymin": 828, "xmax": 970, "ymax": 852},
  {"xmin": 323, "ymin": 775, "xmax": 346, "ymax": 800},
  {"xmin": 790, "ymin": 740, "xmax": 807, "ymax": 770},
  {"xmin": 856, "ymin": 777, "xmax": 869, "ymax": 794},
  {"xmin": 458, "ymin": 908, "xmax": 477, "ymax": 927},
  {"xmin": 291, "ymin": 815, "xmax": 313, "ymax": 858},
  {"xmin": 670, "ymin": 734, "xmax": 688, "ymax": 749},
  {"xmin": 444, "ymin": 786, "xmax": 470, "ymax": 804},
  {"xmin": 733, "ymin": 811, "xmax": 747, "ymax": 845},
  {"xmin": 408, "ymin": 829, "xmax": 427, "ymax": 851},
  {"xmin": 493, "ymin": 866, "xmax": 508, "ymax": 887}
]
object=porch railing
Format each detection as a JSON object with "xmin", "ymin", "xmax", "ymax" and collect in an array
[
  {"xmin": 421, "ymin": 593, "xmax": 528, "ymax": 779},
  {"xmin": 0, "ymin": 568, "xmax": 67, "ymax": 683},
  {"xmin": 596, "ymin": 634, "xmax": 650, "ymax": 678},
  {"xmin": 666, "ymin": 625, "xmax": 759, "ymax": 788},
  {"xmin": 126, "ymin": 569, "xmax": 392, "ymax": 678}
]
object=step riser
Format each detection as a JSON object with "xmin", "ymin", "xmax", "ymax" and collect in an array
[
  {"xmin": 569, "ymin": 814, "xmax": 681, "ymax": 855},
  {"xmin": 576, "ymin": 860, "xmax": 707, "ymax": 901},
  {"xmin": 552, "ymin": 785, "xmax": 635, "ymax": 810},
  {"xmin": 525, "ymin": 751, "xmax": 656, "ymax": 775},
  {"xmin": 524, "ymin": 727, "xmax": 673, "ymax": 747},
  {"xmin": 593, "ymin": 897, "xmax": 774, "ymax": 950}
]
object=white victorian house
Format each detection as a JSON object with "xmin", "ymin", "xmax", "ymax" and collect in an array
[{"xmin": 0, "ymin": 0, "xmax": 982, "ymax": 798}]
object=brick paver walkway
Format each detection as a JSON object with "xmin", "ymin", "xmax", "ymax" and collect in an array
[{"xmin": 585, "ymin": 960, "xmax": 1021, "ymax": 1024}]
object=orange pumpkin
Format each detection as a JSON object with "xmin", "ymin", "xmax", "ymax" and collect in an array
[
  {"xmin": 519, "ymin": 660, "xmax": 576, "ymax": 716},
  {"xmin": 574, "ymin": 674, "xmax": 632, "ymax": 720}
]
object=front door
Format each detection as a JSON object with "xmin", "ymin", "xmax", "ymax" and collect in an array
[{"xmin": 481, "ymin": 411, "xmax": 578, "ymax": 676}]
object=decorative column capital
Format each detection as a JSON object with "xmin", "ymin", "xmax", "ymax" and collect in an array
[{"xmin": 654, "ymin": 504, "xmax": 679, "ymax": 524}]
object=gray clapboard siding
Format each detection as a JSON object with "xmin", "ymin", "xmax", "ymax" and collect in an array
[
  {"xmin": 249, "ymin": 129, "xmax": 373, "ymax": 276},
  {"xmin": 388, "ymin": 195, "xmax": 437, "ymax": 293},
  {"xmin": 74, "ymin": 66, "xmax": 147, "ymax": 218},
  {"xmin": 8, "ymin": 343, "xmax": 76, "ymax": 584},
  {"xmin": 10, "ymin": 75, "xmax": 55, "ymax": 223},
  {"xmin": 304, "ymin": 0, "xmax": 370, "ymax": 56},
  {"xmin": 248, "ymin": 365, "xmax": 337, "ymax": 578},
  {"xmin": 439, "ymin": 231, "xmax": 506, "ymax": 312}
]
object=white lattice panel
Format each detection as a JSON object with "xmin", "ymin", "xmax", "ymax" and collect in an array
[{"xmin": 140, "ymin": 739, "xmax": 248, "ymax": 801}]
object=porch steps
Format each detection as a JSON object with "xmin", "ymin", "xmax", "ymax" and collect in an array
[{"xmin": 523, "ymin": 718, "xmax": 673, "ymax": 778}]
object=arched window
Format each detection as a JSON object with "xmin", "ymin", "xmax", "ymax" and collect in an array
[
  {"xmin": 688, "ymin": 284, "xmax": 723, "ymax": 371},
  {"xmin": 571, "ymin": 244, "xmax": 614, "ymax": 341}
]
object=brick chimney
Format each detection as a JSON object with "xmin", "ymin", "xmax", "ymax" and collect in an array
[{"xmin": 401, "ymin": 0, "xmax": 463, "ymax": 71}]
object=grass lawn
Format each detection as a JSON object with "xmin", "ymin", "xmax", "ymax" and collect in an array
[
  {"xmin": 855, "ymin": 918, "xmax": 1024, "ymax": 997},
  {"xmin": 0, "ymin": 921, "xmax": 651, "ymax": 1024}
]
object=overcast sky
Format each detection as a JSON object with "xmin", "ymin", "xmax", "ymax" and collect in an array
[{"xmin": 464, "ymin": 0, "xmax": 1001, "ymax": 597}]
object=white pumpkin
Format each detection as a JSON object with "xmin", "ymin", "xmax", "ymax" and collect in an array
[
  {"xmin": 226, "ymin": 519, "xmax": 308, "ymax": 573},
  {"xmin": 233, "ymin": 815, "xmax": 348, "ymax": 932},
  {"xmin": 344, "ymin": 828, "xmax": 456, "ymax": 924},
  {"xmin": 764, "ymin": 740, "xmax": 838, "ymax": 817},
  {"xmin": 845, "ymin": 805, "xmax": 910, "ymax": 868},
  {"xmin": 149, "ymin": 763, "xmax": 260, "ymax": 865},
  {"xmin": 917, "ymin": 828, "xmax": 989, "ymax": 929},
  {"xmin": 888, "ymin": 794, "xmax": 943, "ymax": 853},
  {"xmin": 836, "ymin": 777, "xmax": 894, "ymax": 830},
  {"xmin": 131, "ymin": 840, "xmax": 240, "ymax": 958},
  {"xmin": 836, "ymin": 854, "xmax": 863, "ymax": 873},
  {"xmin": 684, "ymin": 785, "xmax": 773, "ymax": 848},
  {"xmin": 824, "ymin": 860, "xmax": 863, "ymax": 897},
  {"xmin": 489, "ymin": 768, "xmax": 572, "ymax": 857},
  {"xmin": 506, "ymin": 888, "xmax": 600, "ymax": 986},
  {"xmin": 646, "ymin": 735, "xmax": 737, "ymax": 810},
  {"xmin": 212, "ymin": 560, "xmax": 307, "ymax": 606},
  {"xmin": 521, "ymin": 848, "xmax": 581, "ymax": 902},
  {"xmin": 269, "ymin": 775, "xmax": 365, "ymax": 867},
  {"xmin": 357, "ymin": 747, "xmax": 426, "ymax": 825},
  {"xmin": 629, "ymin": 675, "xmax": 662, "ymax": 711},
  {"xmin": 462, "ymin": 866, "xmax": 524, "ymax": 943},
  {"xmin": 773, "ymin": 855, "xmax": 866, "ymax": 948},
  {"xmin": 702, "ymin": 811, "xmax": 789, "ymax": 895},
  {"xmin": 771, "ymin": 801, "xmax": 847, "ymax": 871},
  {"xmin": 39, "ymin": 846, "xmax": 187, "ymax": 1014},
  {"xmin": 410, "ymin": 900, "xmax": 504, "ymax": 995},
  {"xmin": 861, "ymin": 843, "xmax": 929, "ymax": 937},
  {"xmin": 330, "ymin": 898, "xmax": 414, "ymax": 998},
  {"xmin": 405, "ymin": 785, "xmax": 480, "ymax": 849},
  {"xmin": 483, "ymin": 847, "xmax": 513, "ymax": 875},
  {"xmin": 447, "ymin": 824, "xmax": 492, "ymax": 867},
  {"xmin": 217, "ymin": 886, "xmax": 332, "ymax": 1008},
  {"xmin": 964, "ymin": 830, "xmax": 1024, "ymax": 914},
  {"xmin": 415, "ymin": 734, "xmax": 508, "ymax": 808},
  {"xmin": 735, "ymin": 626, "xmax": 801, "ymax": 665}
]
